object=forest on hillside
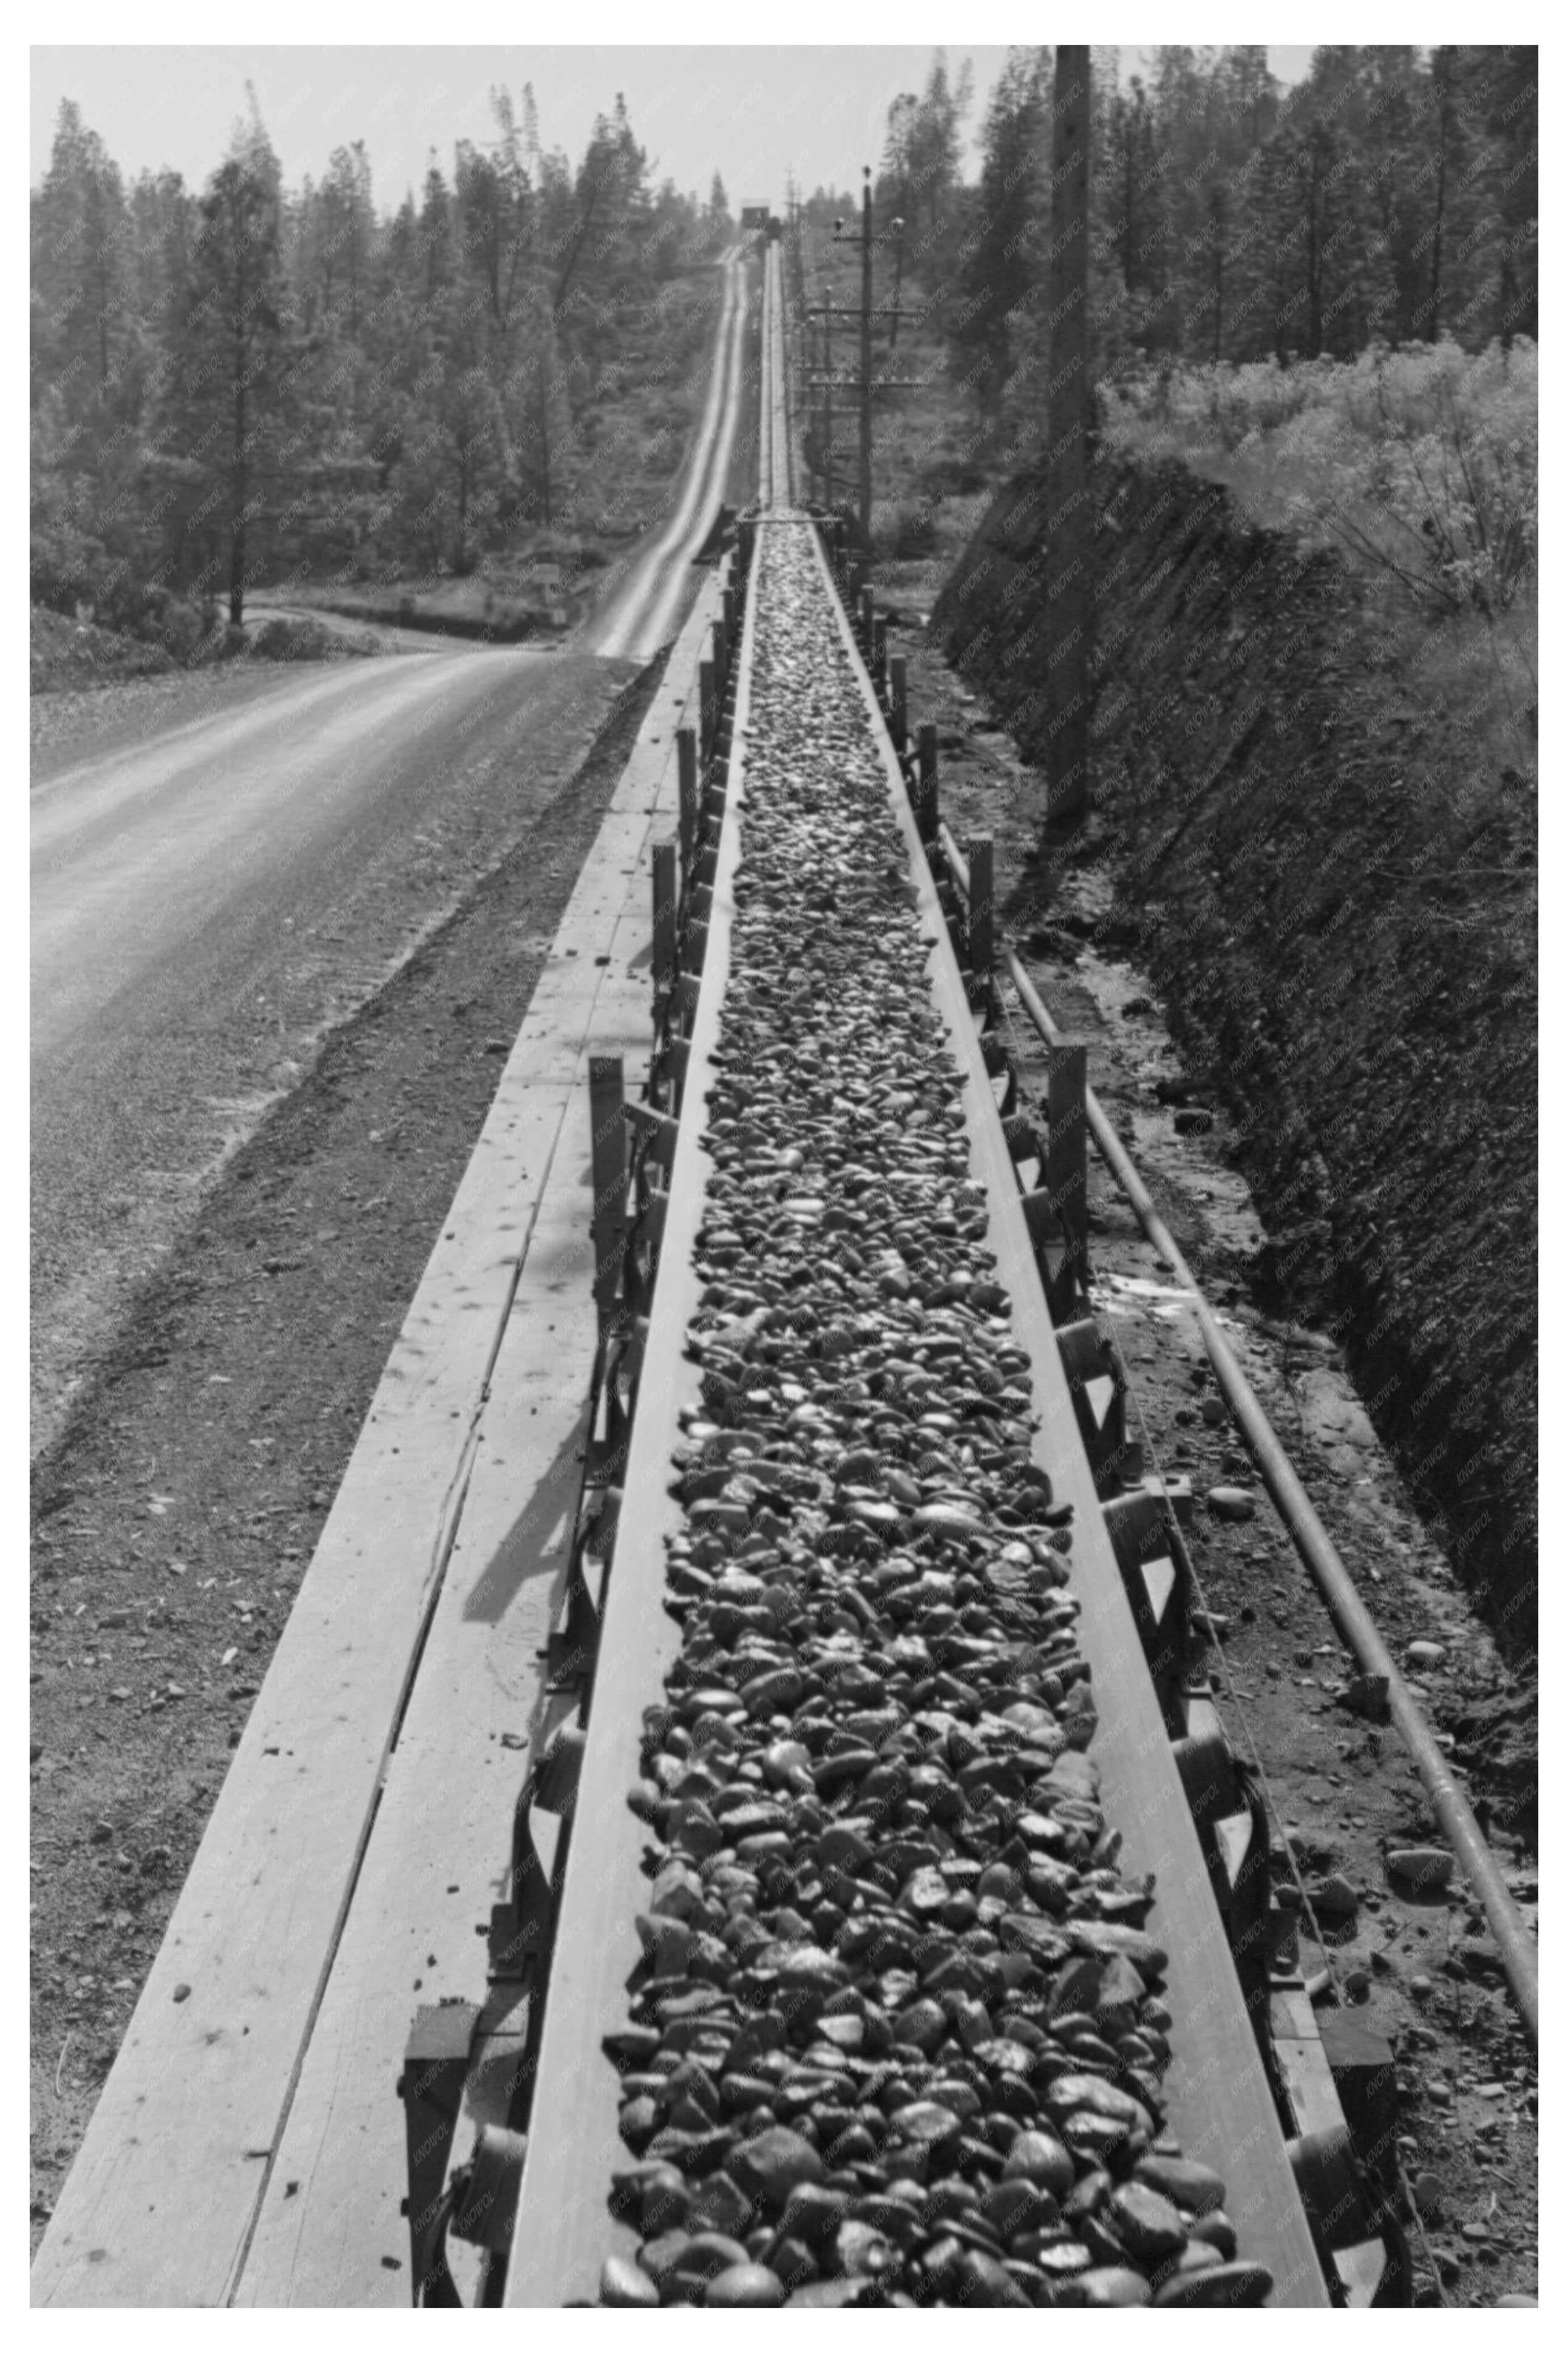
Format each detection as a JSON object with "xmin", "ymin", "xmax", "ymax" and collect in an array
[
  {"xmin": 30, "ymin": 83, "xmax": 735, "ymax": 652},
  {"xmin": 31, "ymin": 46, "xmax": 1536, "ymax": 667},
  {"xmin": 835, "ymin": 45, "xmax": 1536, "ymax": 388},
  {"xmin": 791, "ymin": 45, "xmax": 1536, "ymax": 625}
]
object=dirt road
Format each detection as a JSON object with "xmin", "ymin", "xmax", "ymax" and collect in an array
[
  {"xmin": 587, "ymin": 245, "xmax": 752, "ymax": 659},
  {"xmin": 30, "ymin": 647, "xmax": 630, "ymax": 1454},
  {"xmin": 30, "ymin": 250, "xmax": 756, "ymax": 1456}
]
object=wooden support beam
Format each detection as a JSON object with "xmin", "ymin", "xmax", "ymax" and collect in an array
[
  {"xmin": 659, "ymin": 1037, "xmax": 690, "ymax": 1104},
  {"xmin": 966, "ymin": 834, "xmax": 994, "ymax": 984},
  {"xmin": 399, "ymin": 2003, "xmax": 479, "ymax": 2307},
  {"xmin": 652, "ymin": 840, "xmax": 676, "ymax": 996},
  {"xmin": 1046, "ymin": 1040, "xmax": 1090, "ymax": 1307},
  {"xmin": 889, "ymin": 653, "xmax": 908, "ymax": 754},
  {"xmin": 915, "ymin": 720, "xmax": 938, "ymax": 844},
  {"xmin": 589, "ymin": 1055, "xmax": 627, "ymax": 1330},
  {"xmin": 676, "ymin": 728, "xmax": 698, "ymax": 871},
  {"xmin": 698, "ymin": 659, "xmax": 716, "ymax": 762}
]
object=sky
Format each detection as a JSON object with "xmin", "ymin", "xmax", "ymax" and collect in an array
[{"xmin": 30, "ymin": 40, "xmax": 1319, "ymax": 213}]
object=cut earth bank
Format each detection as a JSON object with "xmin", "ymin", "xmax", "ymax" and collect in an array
[{"xmin": 933, "ymin": 452, "xmax": 1536, "ymax": 1713}]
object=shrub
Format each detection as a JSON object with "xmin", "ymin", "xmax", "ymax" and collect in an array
[
  {"xmin": 916, "ymin": 454, "xmax": 971, "ymax": 498},
  {"xmin": 882, "ymin": 500, "xmax": 940, "ymax": 560},
  {"xmin": 249, "ymin": 617, "xmax": 349, "ymax": 662},
  {"xmin": 1102, "ymin": 339, "xmax": 1537, "ymax": 621},
  {"xmin": 30, "ymin": 517, "xmax": 109, "ymax": 618},
  {"xmin": 32, "ymin": 542, "xmax": 219, "ymax": 668},
  {"xmin": 1282, "ymin": 342, "xmax": 1536, "ymax": 617}
]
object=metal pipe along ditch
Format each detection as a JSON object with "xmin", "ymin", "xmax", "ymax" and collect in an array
[{"xmin": 986, "ymin": 943, "xmax": 1538, "ymax": 2050}]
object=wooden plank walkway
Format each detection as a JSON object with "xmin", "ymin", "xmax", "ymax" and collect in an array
[
  {"xmin": 503, "ymin": 532, "xmax": 757, "ymax": 2308},
  {"xmin": 32, "ymin": 567, "xmax": 731, "ymax": 2308},
  {"xmin": 237, "ymin": 893, "xmax": 659, "ymax": 2304}
]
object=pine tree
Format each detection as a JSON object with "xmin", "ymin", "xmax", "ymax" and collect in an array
[
  {"xmin": 905, "ymin": 50, "xmax": 972, "ymax": 249},
  {"xmin": 458, "ymin": 96, "xmax": 532, "ymax": 335},
  {"xmin": 32, "ymin": 101, "xmax": 130, "ymax": 425},
  {"xmin": 504, "ymin": 286, "xmax": 571, "ymax": 530},
  {"xmin": 1485, "ymin": 47, "xmax": 1537, "ymax": 345},
  {"xmin": 953, "ymin": 49, "xmax": 1050, "ymax": 405},
  {"xmin": 174, "ymin": 95, "xmax": 289, "ymax": 622},
  {"xmin": 315, "ymin": 142, "xmax": 373, "ymax": 340}
]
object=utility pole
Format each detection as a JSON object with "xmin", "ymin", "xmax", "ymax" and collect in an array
[
  {"xmin": 830, "ymin": 167, "xmax": 873, "ymax": 538},
  {"xmin": 1046, "ymin": 45, "xmax": 1092, "ymax": 824},
  {"xmin": 817, "ymin": 176, "xmax": 916, "ymax": 532},
  {"xmin": 823, "ymin": 270, "xmax": 833, "ymax": 509},
  {"xmin": 859, "ymin": 165, "xmax": 873, "ymax": 536},
  {"xmin": 889, "ymin": 214, "xmax": 906, "ymax": 350}
]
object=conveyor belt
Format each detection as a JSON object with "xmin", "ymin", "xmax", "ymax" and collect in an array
[{"xmin": 498, "ymin": 476, "xmax": 1327, "ymax": 2303}]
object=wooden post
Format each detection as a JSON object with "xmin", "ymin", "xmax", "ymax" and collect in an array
[
  {"xmin": 889, "ymin": 654, "xmax": 909, "ymax": 753},
  {"xmin": 1047, "ymin": 46, "xmax": 1092, "ymax": 825},
  {"xmin": 1046, "ymin": 1042, "xmax": 1089, "ymax": 1308},
  {"xmin": 721, "ymin": 586, "xmax": 736, "ymax": 660},
  {"xmin": 698, "ymin": 660, "xmax": 716, "ymax": 762},
  {"xmin": 710, "ymin": 618, "xmax": 726, "ymax": 702},
  {"xmin": 676, "ymin": 727, "xmax": 698, "ymax": 871},
  {"xmin": 873, "ymin": 615, "xmax": 887, "ymax": 693},
  {"xmin": 738, "ymin": 515, "xmax": 755, "ymax": 576},
  {"xmin": 652, "ymin": 841, "xmax": 676, "ymax": 997},
  {"xmin": 589, "ymin": 1056, "xmax": 628, "ymax": 1332},
  {"xmin": 858, "ymin": 584, "xmax": 873, "ymax": 653},
  {"xmin": 916, "ymin": 720, "xmax": 938, "ymax": 844},
  {"xmin": 399, "ymin": 2004, "xmax": 480, "ymax": 2306},
  {"xmin": 966, "ymin": 835, "xmax": 994, "ymax": 982}
]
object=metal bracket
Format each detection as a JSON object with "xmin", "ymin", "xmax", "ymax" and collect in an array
[
  {"xmin": 1101, "ymin": 1488, "xmax": 1192, "ymax": 1692},
  {"xmin": 1056, "ymin": 1316, "xmax": 1137, "ymax": 1492}
]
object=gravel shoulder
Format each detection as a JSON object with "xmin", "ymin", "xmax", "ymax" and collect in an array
[
  {"xmin": 29, "ymin": 656, "xmax": 665, "ymax": 2245},
  {"xmin": 30, "ymin": 658, "xmax": 322, "ymax": 780}
]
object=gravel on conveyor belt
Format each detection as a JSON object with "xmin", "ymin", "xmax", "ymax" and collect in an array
[{"xmin": 595, "ymin": 523, "xmax": 1270, "ymax": 2310}]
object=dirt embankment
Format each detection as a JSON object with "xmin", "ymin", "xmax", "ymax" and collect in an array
[{"xmin": 934, "ymin": 454, "xmax": 1536, "ymax": 1669}]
